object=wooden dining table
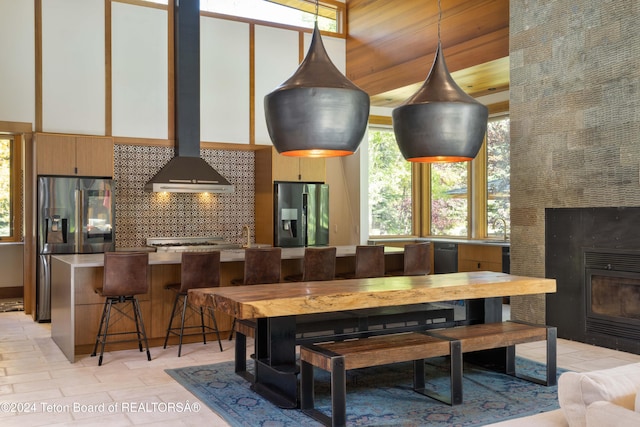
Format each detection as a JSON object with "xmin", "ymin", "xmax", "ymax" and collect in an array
[{"xmin": 190, "ymin": 271, "xmax": 556, "ymax": 409}]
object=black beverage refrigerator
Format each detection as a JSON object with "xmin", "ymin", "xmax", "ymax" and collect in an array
[
  {"xmin": 37, "ymin": 176, "xmax": 115, "ymax": 321},
  {"xmin": 274, "ymin": 182, "xmax": 329, "ymax": 247}
]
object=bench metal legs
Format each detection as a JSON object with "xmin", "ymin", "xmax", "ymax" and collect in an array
[
  {"xmin": 301, "ymin": 355, "xmax": 346, "ymax": 427},
  {"xmin": 508, "ymin": 325, "xmax": 557, "ymax": 386},
  {"xmin": 414, "ymin": 340, "xmax": 463, "ymax": 405}
]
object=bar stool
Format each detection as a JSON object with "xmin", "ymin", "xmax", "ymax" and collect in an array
[
  {"xmin": 389, "ymin": 242, "xmax": 431, "ymax": 276},
  {"xmin": 91, "ymin": 252, "xmax": 151, "ymax": 366},
  {"xmin": 285, "ymin": 246, "xmax": 336, "ymax": 282},
  {"xmin": 163, "ymin": 251, "xmax": 223, "ymax": 356},
  {"xmin": 339, "ymin": 245, "xmax": 385, "ymax": 279},
  {"xmin": 229, "ymin": 247, "xmax": 282, "ymax": 340}
]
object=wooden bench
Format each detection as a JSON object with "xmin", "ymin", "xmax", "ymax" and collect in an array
[
  {"xmin": 299, "ymin": 332, "xmax": 463, "ymax": 427},
  {"xmin": 299, "ymin": 321, "xmax": 557, "ymax": 427},
  {"xmin": 425, "ymin": 320, "xmax": 557, "ymax": 387}
]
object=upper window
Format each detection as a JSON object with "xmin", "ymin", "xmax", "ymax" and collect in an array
[
  {"xmin": 138, "ymin": 0, "xmax": 341, "ymax": 33},
  {"xmin": 368, "ymin": 127, "xmax": 412, "ymax": 236},
  {"xmin": 206, "ymin": 0, "xmax": 338, "ymax": 32}
]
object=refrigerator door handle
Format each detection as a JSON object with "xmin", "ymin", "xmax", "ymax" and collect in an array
[
  {"xmin": 37, "ymin": 254, "xmax": 51, "ymax": 321},
  {"xmin": 75, "ymin": 189, "xmax": 82, "ymax": 250},
  {"xmin": 302, "ymin": 193, "xmax": 308, "ymax": 246}
]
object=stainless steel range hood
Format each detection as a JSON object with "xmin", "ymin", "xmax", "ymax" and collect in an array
[{"xmin": 144, "ymin": 0, "xmax": 234, "ymax": 194}]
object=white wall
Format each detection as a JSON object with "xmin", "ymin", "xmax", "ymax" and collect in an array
[
  {"xmin": 201, "ymin": 17, "xmax": 250, "ymax": 144},
  {"xmin": 41, "ymin": 0, "xmax": 105, "ymax": 135},
  {"xmin": 0, "ymin": 244, "xmax": 24, "ymax": 289},
  {"xmin": 0, "ymin": 0, "xmax": 35, "ymax": 125},
  {"xmin": 111, "ymin": 2, "xmax": 168, "ymax": 139}
]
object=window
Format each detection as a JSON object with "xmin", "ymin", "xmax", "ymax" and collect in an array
[
  {"xmin": 202, "ymin": 0, "xmax": 340, "ymax": 33},
  {"xmin": 430, "ymin": 162, "xmax": 469, "ymax": 236},
  {"xmin": 486, "ymin": 116, "xmax": 510, "ymax": 238},
  {"xmin": 0, "ymin": 136, "xmax": 18, "ymax": 240},
  {"xmin": 368, "ymin": 127, "xmax": 412, "ymax": 236},
  {"xmin": 366, "ymin": 113, "xmax": 510, "ymax": 240}
]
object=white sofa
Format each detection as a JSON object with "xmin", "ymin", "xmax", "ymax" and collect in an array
[{"xmin": 487, "ymin": 362, "xmax": 640, "ymax": 426}]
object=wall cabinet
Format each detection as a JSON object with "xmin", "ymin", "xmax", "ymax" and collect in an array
[
  {"xmin": 36, "ymin": 133, "xmax": 114, "ymax": 177},
  {"xmin": 457, "ymin": 244, "xmax": 503, "ymax": 272},
  {"xmin": 272, "ymin": 153, "xmax": 326, "ymax": 182}
]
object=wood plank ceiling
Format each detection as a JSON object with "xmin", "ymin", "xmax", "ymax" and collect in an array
[{"xmin": 345, "ymin": 0, "xmax": 510, "ymax": 108}]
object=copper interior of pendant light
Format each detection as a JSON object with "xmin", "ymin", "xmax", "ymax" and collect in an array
[
  {"xmin": 263, "ymin": 2, "xmax": 370, "ymax": 158},
  {"xmin": 284, "ymin": 149, "xmax": 355, "ymax": 158},
  {"xmin": 392, "ymin": 1, "xmax": 488, "ymax": 163}
]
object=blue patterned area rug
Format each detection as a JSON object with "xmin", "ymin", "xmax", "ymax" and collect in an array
[{"xmin": 166, "ymin": 356, "xmax": 561, "ymax": 426}]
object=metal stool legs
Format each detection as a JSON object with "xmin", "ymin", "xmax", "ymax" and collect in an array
[
  {"xmin": 163, "ymin": 291, "xmax": 223, "ymax": 356},
  {"xmin": 91, "ymin": 296, "xmax": 151, "ymax": 366}
]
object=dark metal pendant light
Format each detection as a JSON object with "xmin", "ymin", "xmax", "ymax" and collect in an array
[
  {"xmin": 264, "ymin": 5, "xmax": 370, "ymax": 158},
  {"xmin": 392, "ymin": 0, "xmax": 488, "ymax": 163}
]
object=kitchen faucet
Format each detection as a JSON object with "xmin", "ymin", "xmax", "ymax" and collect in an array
[
  {"xmin": 242, "ymin": 225, "xmax": 251, "ymax": 248},
  {"xmin": 493, "ymin": 217, "xmax": 508, "ymax": 241}
]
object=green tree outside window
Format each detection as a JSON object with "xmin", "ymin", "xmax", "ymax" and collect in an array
[{"xmin": 368, "ymin": 128, "xmax": 412, "ymax": 236}]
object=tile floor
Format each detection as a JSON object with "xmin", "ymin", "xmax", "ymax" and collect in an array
[{"xmin": 2, "ymin": 310, "xmax": 640, "ymax": 426}]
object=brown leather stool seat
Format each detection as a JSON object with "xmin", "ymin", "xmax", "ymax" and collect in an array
[
  {"xmin": 285, "ymin": 246, "xmax": 336, "ymax": 282},
  {"xmin": 91, "ymin": 252, "xmax": 151, "ymax": 366},
  {"xmin": 388, "ymin": 242, "xmax": 431, "ymax": 276},
  {"xmin": 338, "ymin": 245, "xmax": 385, "ymax": 279},
  {"xmin": 163, "ymin": 251, "xmax": 223, "ymax": 356},
  {"xmin": 229, "ymin": 247, "xmax": 282, "ymax": 340}
]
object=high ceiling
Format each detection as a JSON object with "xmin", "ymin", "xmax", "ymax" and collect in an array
[{"xmin": 345, "ymin": 0, "xmax": 510, "ymax": 108}]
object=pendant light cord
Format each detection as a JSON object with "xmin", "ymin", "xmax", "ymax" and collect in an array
[
  {"xmin": 315, "ymin": 0, "xmax": 319, "ymax": 24},
  {"xmin": 437, "ymin": 0, "xmax": 442, "ymax": 43}
]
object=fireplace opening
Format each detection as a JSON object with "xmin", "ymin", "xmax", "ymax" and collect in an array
[{"xmin": 585, "ymin": 251, "xmax": 640, "ymax": 341}]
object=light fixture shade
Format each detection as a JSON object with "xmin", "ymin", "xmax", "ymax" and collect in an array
[
  {"xmin": 264, "ymin": 23, "xmax": 370, "ymax": 157},
  {"xmin": 392, "ymin": 43, "xmax": 488, "ymax": 163}
]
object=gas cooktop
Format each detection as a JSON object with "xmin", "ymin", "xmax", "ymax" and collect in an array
[{"xmin": 146, "ymin": 237, "xmax": 242, "ymax": 252}]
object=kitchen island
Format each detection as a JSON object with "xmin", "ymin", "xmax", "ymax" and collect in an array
[{"xmin": 50, "ymin": 246, "xmax": 404, "ymax": 362}]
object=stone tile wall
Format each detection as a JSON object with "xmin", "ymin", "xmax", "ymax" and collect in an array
[
  {"xmin": 113, "ymin": 144, "xmax": 255, "ymax": 248},
  {"xmin": 509, "ymin": 1, "xmax": 640, "ymax": 323}
]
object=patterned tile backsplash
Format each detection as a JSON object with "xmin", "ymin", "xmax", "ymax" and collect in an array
[{"xmin": 114, "ymin": 145, "xmax": 255, "ymax": 248}]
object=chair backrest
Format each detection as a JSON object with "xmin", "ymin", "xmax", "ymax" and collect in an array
[
  {"xmin": 243, "ymin": 247, "xmax": 282, "ymax": 285},
  {"xmin": 302, "ymin": 247, "xmax": 336, "ymax": 281},
  {"xmin": 403, "ymin": 242, "xmax": 431, "ymax": 276},
  {"xmin": 354, "ymin": 245, "xmax": 385, "ymax": 278},
  {"xmin": 180, "ymin": 251, "xmax": 221, "ymax": 292},
  {"xmin": 102, "ymin": 252, "xmax": 149, "ymax": 297}
]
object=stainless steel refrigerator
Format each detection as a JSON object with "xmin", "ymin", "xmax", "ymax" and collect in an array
[
  {"xmin": 274, "ymin": 182, "xmax": 329, "ymax": 247},
  {"xmin": 37, "ymin": 176, "xmax": 115, "ymax": 321}
]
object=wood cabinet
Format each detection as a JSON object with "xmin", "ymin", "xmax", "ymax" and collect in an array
[
  {"xmin": 36, "ymin": 133, "xmax": 114, "ymax": 177},
  {"xmin": 457, "ymin": 244, "xmax": 503, "ymax": 272},
  {"xmin": 272, "ymin": 153, "xmax": 326, "ymax": 182}
]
